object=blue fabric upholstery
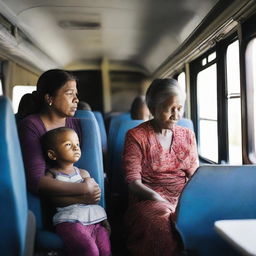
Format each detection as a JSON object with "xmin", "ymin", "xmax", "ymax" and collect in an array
[
  {"xmin": 0, "ymin": 96, "xmax": 30, "ymax": 256},
  {"xmin": 108, "ymin": 112, "xmax": 131, "ymax": 147},
  {"xmin": 110, "ymin": 120, "xmax": 144, "ymax": 195},
  {"xmin": 27, "ymin": 192, "xmax": 63, "ymax": 250},
  {"xmin": 28, "ymin": 110, "xmax": 105, "ymax": 251},
  {"xmin": 75, "ymin": 109, "xmax": 95, "ymax": 119},
  {"xmin": 176, "ymin": 165, "xmax": 256, "ymax": 256},
  {"xmin": 76, "ymin": 117, "xmax": 105, "ymax": 208},
  {"xmin": 93, "ymin": 111, "xmax": 108, "ymax": 153},
  {"xmin": 177, "ymin": 118, "xmax": 194, "ymax": 131}
]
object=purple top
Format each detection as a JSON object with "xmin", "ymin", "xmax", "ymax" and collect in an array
[{"xmin": 18, "ymin": 114, "xmax": 82, "ymax": 193}]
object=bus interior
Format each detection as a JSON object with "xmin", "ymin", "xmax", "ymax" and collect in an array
[{"xmin": 1, "ymin": 0, "xmax": 256, "ymax": 255}]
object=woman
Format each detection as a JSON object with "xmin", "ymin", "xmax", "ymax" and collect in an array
[
  {"xmin": 18, "ymin": 69, "xmax": 104, "ymax": 254},
  {"xmin": 130, "ymin": 95, "xmax": 150, "ymax": 121},
  {"xmin": 123, "ymin": 78, "xmax": 199, "ymax": 256}
]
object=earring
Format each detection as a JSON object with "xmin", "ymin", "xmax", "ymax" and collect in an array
[{"xmin": 49, "ymin": 102, "xmax": 52, "ymax": 106}]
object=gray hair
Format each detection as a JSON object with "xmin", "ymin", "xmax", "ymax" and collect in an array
[{"xmin": 146, "ymin": 78, "xmax": 186, "ymax": 116}]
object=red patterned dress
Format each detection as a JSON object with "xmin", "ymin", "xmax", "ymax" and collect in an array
[{"xmin": 123, "ymin": 121, "xmax": 199, "ymax": 256}]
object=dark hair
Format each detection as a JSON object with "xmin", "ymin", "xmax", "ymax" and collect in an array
[
  {"xmin": 41, "ymin": 127, "xmax": 75, "ymax": 166},
  {"xmin": 146, "ymin": 78, "xmax": 185, "ymax": 116},
  {"xmin": 29, "ymin": 69, "xmax": 77, "ymax": 115},
  {"xmin": 130, "ymin": 95, "xmax": 147, "ymax": 120},
  {"xmin": 77, "ymin": 101, "xmax": 91, "ymax": 111},
  {"xmin": 16, "ymin": 93, "xmax": 36, "ymax": 121}
]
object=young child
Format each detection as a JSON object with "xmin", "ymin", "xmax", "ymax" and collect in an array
[{"xmin": 41, "ymin": 127, "xmax": 111, "ymax": 256}]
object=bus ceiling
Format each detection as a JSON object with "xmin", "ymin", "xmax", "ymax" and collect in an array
[{"xmin": 0, "ymin": 0, "xmax": 254, "ymax": 75}]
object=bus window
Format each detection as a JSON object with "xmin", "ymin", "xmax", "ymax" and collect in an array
[
  {"xmin": 246, "ymin": 38, "xmax": 256, "ymax": 162},
  {"xmin": 0, "ymin": 80, "xmax": 3, "ymax": 95},
  {"xmin": 226, "ymin": 40, "xmax": 242, "ymax": 164},
  {"xmin": 177, "ymin": 72, "xmax": 186, "ymax": 93},
  {"xmin": 12, "ymin": 85, "xmax": 36, "ymax": 113},
  {"xmin": 197, "ymin": 63, "xmax": 218, "ymax": 162}
]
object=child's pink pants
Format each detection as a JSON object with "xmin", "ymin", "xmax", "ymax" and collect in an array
[{"xmin": 56, "ymin": 222, "xmax": 111, "ymax": 256}]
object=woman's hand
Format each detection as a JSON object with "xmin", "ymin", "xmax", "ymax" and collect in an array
[
  {"xmin": 149, "ymin": 192, "xmax": 169, "ymax": 203},
  {"xmin": 83, "ymin": 178, "xmax": 101, "ymax": 204},
  {"xmin": 129, "ymin": 179, "xmax": 168, "ymax": 203}
]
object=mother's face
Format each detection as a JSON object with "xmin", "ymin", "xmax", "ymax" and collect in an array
[
  {"xmin": 154, "ymin": 95, "xmax": 183, "ymax": 130},
  {"xmin": 49, "ymin": 80, "xmax": 79, "ymax": 117}
]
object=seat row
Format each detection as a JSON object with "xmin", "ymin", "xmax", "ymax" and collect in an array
[{"xmin": 3, "ymin": 95, "xmax": 255, "ymax": 256}]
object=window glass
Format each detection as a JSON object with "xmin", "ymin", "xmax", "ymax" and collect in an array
[
  {"xmin": 199, "ymin": 120, "xmax": 218, "ymax": 162},
  {"xmin": 227, "ymin": 41, "xmax": 241, "ymax": 94},
  {"xmin": 226, "ymin": 40, "xmax": 242, "ymax": 164},
  {"xmin": 12, "ymin": 85, "xmax": 36, "ymax": 113},
  {"xmin": 197, "ymin": 64, "xmax": 217, "ymax": 119},
  {"xmin": 0, "ymin": 80, "xmax": 3, "ymax": 95},
  {"xmin": 245, "ymin": 38, "xmax": 256, "ymax": 159},
  {"xmin": 208, "ymin": 52, "xmax": 216, "ymax": 62},
  {"xmin": 202, "ymin": 58, "xmax": 207, "ymax": 66},
  {"xmin": 177, "ymin": 72, "xmax": 186, "ymax": 93},
  {"xmin": 197, "ymin": 64, "xmax": 218, "ymax": 162}
]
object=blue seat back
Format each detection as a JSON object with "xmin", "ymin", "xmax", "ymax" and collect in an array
[
  {"xmin": 76, "ymin": 117, "xmax": 105, "ymax": 208},
  {"xmin": 108, "ymin": 112, "xmax": 131, "ymax": 146},
  {"xmin": 75, "ymin": 109, "xmax": 95, "ymax": 119},
  {"xmin": 93, "ymin": 111, "xmax": 108, "ymax": 153},
  {"xmin": 28, "ymin": 110, "xmax": 105, "ymax": 251},
  {"xmin": 0, "ymin": 96, "xmax": 29, "ymax": 256},
  {"xmin": 176, "ymin": 165, "xmax": 256, "ymax": 256},
  {"xmin": 27, "ymin": 192, "xmax": 64, "ymax": 250},
  {"xmin": 177, "ymin": 118, "xmax": 194, "ymax": 131},
  {"xmin": 110, "ymin": 120, "xmax": 144, "ymax": 194}
]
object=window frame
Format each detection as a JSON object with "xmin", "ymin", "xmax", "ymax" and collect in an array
[
  {"xmin": 240, "ymin": 13, "xmax": 256, "ymax": 164},
  {"xmin": 190, "ymin": 33, "xmax": 240, "ymax": 164}
]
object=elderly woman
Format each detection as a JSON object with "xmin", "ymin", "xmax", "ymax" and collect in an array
[{"xmin": 123, "ymin": 78, "xmax": 199, "ymax": 256}]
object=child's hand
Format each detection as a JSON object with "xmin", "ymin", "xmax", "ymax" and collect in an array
[{"xmin": 83, "ymin": 178, "xmax": 101, "ymax": 204}]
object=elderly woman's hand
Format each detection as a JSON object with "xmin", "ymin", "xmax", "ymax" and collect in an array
[{"xmin": 150, "ymin": 192, "xmax": 169, "ymax": 203}]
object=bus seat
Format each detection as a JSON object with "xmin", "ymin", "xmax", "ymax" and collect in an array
[
  {"xmin": 110, "ymin": 120, "xmax": 144, "ymax": 196},
  {"xmin": 108, "ymin": 112, "xmax": 131, "ymax": 144},
  {"xmin": 108, "ymin": 119, "xmax": 143, "ymax": 252},
  {"xmin": 93, "ymin": 111, "xmax": 108, "ymax": 154},
  {"xmin": 0, "ymin": 96, "xmax": 35, "ymax": 256},
  {"xmin": 177, "ymin": 118, "xmax": 194, "ymax": 131},
  {"xmin": 75, "ymin": 109, "xmax": 107, "ymax": 155},
  {"xmin": 28, "ymin": 113, "xmax": 105, "ymax": 252},
  {"xmin": 107, "ymin": 113, "xmax": 131, "ymax": 166},
  {"xmin": 176, "ymin": 165, "xmax": 256, "ymax": 256},
  {"xmin": 76, "ymin": 117, "xmax": 105, "ymax": 208},
  {"xmin": 75, "ymin": 109, "xmax": 95, "ymax": 119},
  {"xmin": 27, "ymin": 192, "xmax": 64, "ymax": 251}
]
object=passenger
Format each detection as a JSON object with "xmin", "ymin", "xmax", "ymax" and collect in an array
[
  {"xmin": 78, "ymin": 100, "xmax": 92, "ymax": 110},
  {"xmin": 123, "ymin": 78, "xmax": 199, "ymax": 256},
  {"xmin": 16, "ymin": 93, "xmax": 36, "ymax": 122},
  {"xmin": 41, "ymin": 127, "xmax": 111, "ymax": 256},
  {"xmin": 130, "ymin": 95, "xmax": 150, "ymax": 121},
  {"xmin": 18, "ymin": 69, "xmax": 106, "ymax": 255}
]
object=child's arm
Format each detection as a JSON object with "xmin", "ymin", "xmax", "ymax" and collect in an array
[
  {"xmin": 45, "ymin": 171, "xmax": 101, "ymax": 206},
  {"xmin": 79, "ymin": 169, "xmax": 91, "ymax": 179}
]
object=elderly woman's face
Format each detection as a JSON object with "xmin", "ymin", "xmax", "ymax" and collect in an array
[{"xmin": 154, "ymin": 95, "xmax": 183, "ymax": 130}]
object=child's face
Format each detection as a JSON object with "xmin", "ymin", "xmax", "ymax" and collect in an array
[{"xmin": 53, "ymin": 130, "xmax": 81, "ymax": 164}]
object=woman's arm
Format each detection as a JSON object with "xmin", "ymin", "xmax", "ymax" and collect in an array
[
  {"xmin": 129, "ymin": 179, "xmax": 168, "ymax": 202},
  {"xmin": 185, "ymin": 131, "xmax": 199, "ymax": 178},
  {"xmin": 123, "ymin": 130, "xmax": 168, "ymax": 203},
  {"xmin": 19, "ymin": 118, "xmax": 100, "ymax": 205}
]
